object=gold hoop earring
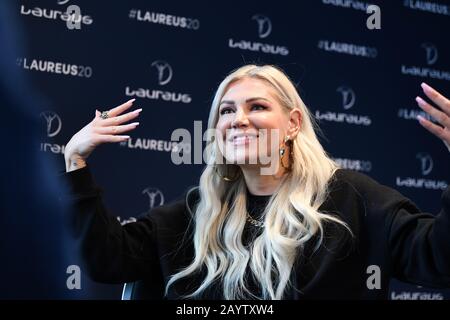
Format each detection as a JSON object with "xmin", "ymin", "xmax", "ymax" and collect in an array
[{"xmin": 214, "ymin": 165, "xmax": 239, "ymax": 182}]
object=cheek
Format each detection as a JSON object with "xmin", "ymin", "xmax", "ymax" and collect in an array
[
  {"xmin": 216, "ymin": 118, "xmax": 231, "ymax": 139},
  {"xmin": 254, "ymin": 118, "xmax": 286, "ymax": 147},
  {"xmin": 249, "ymin": 114, "xmax": 281, "ymax": 129}
]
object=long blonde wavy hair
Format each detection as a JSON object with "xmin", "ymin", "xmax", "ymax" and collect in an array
[{"xmin": 165, "ymin": 64, "xmax": 348, "ymax": 300}]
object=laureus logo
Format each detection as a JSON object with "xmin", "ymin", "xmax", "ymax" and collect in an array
[
  {"xmin": 401, "ymin": 43, "xmax": 449, "ymax": 81},
  {"xmin": 336, "ymin": 86, "xmax": 356, "ymax": 110},
  {"xmin": 124, "ymin": 60, "xmax": 191, "ymax": 103},
  {"xmin": 39, "ymin": 111, "xmax": 65, "ymax": 154},
  {"xmin": 40, "ymin": 111, "xmax": 62, "ymax": 137},
  {"xmin": 421, "ymin": 43, "xmax": 438, "ymax": 66},
  {"xmin": 315, "ymin": 86, "xmax": 371, "ymax": 126},
  {"xmin": 20, "ymin": 0, "xmax": 93, "ymax": 29},
  {"xmin": 151, "ymin": 60, "xmax": 173, "ymax": 86},
  {"xmin": 228, "ymin": 14, "xmax": 288, "ymax": 56},
  {"xmin": 142, "ymin": 187, "xmax": 164, "ymax": 209},
  {"xmin": 252, "ymin": 14, "xmax": 272, "ymax": 39},
  {"xmin": 395, "ymin": 152, "xmax": 447, "ymax": 190},
  {"xmin": 416, "ymin": 152, "xmax": 433, "ymax": 176}
]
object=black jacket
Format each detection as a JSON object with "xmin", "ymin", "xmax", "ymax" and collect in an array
[{"xmin": 62, "ymin": 166, "xmax": 450, "ymax": 299}]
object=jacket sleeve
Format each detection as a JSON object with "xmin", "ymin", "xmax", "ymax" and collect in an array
[
  {"xmin": 61, "ymin": 165, "xmax": 161, "ymax": 284},
  {"xmin": 387, "ymin": 186, "xmax": 450, "ymax": 288}
]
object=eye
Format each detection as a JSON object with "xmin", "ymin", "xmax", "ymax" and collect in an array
[
  {"xmin": 220, "ymin": 107, "xmax": 234, "ymax": 115},
  {"xmin": 251, "ymin": 104, "xmax": 267, "ymax": 111}
]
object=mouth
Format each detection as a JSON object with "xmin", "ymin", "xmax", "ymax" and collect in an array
[{"xmin": 228, "ymin": 133, "xmax": 259, "ymax": 146}]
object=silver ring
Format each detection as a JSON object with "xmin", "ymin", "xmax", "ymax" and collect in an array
[{"xmin": 100, "ymin": 111, "xmax": 109, "ymax": 119}]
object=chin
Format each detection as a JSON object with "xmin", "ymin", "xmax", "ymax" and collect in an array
[{"xmin": 224, "ymin": 153, "xmax": 259, "ymax": 165}]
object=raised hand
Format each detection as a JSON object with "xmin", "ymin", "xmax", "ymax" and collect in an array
[
  {"xmin": 416, "ymin": 83, "xmax": 450, "ymax": 152},
  {"xmin": 64, "ymin": 98, "xmax": 142, "ymax": 172}
]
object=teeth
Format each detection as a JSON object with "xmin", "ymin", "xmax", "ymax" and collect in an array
[
  {"xmin": 234, "ymin": 135, "xmax": 258, "ymax": 139},
  {"xmin": 231, "ymin": 135, "xmax": 259, "ymax": 144},
  {"xmin": 228, "ymin": 134, "xmax": 259, "ymax": 143},
  {"xmin": 234, "ymin": 136, "xmax": 256, "ymax": 140}
]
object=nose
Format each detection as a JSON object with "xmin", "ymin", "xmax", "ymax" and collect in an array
[{"xmin": 231, "ymin": 108, "xmax": 249, "ymax": 129}]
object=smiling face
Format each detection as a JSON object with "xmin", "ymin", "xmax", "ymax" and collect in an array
[{"xmin": 215, "ymin": 77, "xmax": 296, "ymax": 169}]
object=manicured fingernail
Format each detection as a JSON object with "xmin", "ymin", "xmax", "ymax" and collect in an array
[
  {"xmin": 421, "ymin": 82, "xmax": 431, "ymax": 91},
  {"xmin": 129, "ymin": 98, "xmax": 136, "ymax": 103},
  {"xmin": 415, "ymin": 96, "xmax": 424, "ymax": 105},
  {"xmin": 132, "ymin": 122, "xmax": 140, "ymax": 126},
  {"xmin": 417, "ymin": 115, "xmax": 425, "ymax": 121},
  {"xmin": 134, "ymin": 108, "xmax": 142, "ymax": 113}
]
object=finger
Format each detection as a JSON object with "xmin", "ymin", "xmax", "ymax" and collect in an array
[
  {"xmin": 416, "ymin": 96, "xmax": 450, "ymax": 128},
  {"xmin": 107, "ymin": 98, "xmax": 136, "ymax": 117},
  {"xmin": 95, "ymin": 110, "xmax": 101, "ymax": 118},
  {"xmin": 421, "ymin": 83, "xmax": 450, "ymax": 115},
  {"xmin": 95, "ymin": 122, "xmax": 139, "ymax": 135},
  {"xmin": 417, "ymin": 115, "xmax": 450, "ymax": 142},
  {"xmin": 100, "ymin": 108, "xmax": 142, "ymax": 126},
  {"xmin": 94, "ymin": 134, "xmax": 131, "ymax": 144}
]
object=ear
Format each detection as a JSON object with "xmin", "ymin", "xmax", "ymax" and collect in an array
[{"xmin": 287, "ymin": 109, "xmax": 302, "ymax": 139}]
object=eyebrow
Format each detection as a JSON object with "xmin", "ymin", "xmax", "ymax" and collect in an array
[{"xmin": 219, "ymin": 97, "xmax": 271, "ymax": 106}]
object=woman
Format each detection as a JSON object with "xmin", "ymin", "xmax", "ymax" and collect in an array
[{"xmin": 63, "ymin": 65, "xmax": 450, "ymax": 299}]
